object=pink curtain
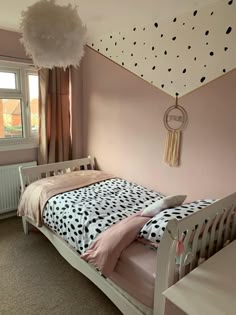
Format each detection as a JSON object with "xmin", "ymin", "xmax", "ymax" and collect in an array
[{"xmin": 38, "ymin": 68, "xmax": 72, "ymax": 164}]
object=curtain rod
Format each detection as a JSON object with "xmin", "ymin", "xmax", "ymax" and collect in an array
[{"xmin": 0, "ymin": 54, "xmax": 33, "ymax": 63}]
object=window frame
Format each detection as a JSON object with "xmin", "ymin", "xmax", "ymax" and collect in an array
[{"xmin": 0, "ymin": 61, "xmax": 39, "ymax": 151}]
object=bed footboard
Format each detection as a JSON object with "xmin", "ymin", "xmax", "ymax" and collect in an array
[{"xmin": 154, "ymin": 192, "xmax": 236, "ymax": 315}]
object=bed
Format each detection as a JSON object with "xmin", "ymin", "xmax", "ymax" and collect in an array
[{"xmin": 18, "ymin": 156, "xmax": 236, "ymax": 315}]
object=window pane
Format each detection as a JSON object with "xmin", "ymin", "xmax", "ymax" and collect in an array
[
  {"xmin": 28, "ymin": 74, "xmax": 39, "ymax": 135},
  {"xmin": 0, "ymin": 72, "xmax": 16, "ymax": 89},
  {"xmin": 0, "ymin": 99, "xmax": 23, "ymax": 138}
]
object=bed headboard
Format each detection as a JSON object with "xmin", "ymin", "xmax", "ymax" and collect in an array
[{"xmin": 19, "ymin": 156, "xmax": 95, "ymax": 193}]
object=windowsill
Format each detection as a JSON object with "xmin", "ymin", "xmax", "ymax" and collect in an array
[{"xmin": 0, "ymin": 138, "xmax": 39, "ymax": 151}]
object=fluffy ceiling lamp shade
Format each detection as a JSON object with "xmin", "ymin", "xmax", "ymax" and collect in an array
[{"xmin": 20, "ymin": 0, "xmax": 87, "ymax": 69}]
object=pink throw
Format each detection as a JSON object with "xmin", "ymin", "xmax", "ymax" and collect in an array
[{"xmin": 81, "ymin": 212, "xmax": 150, "ymax": 277}]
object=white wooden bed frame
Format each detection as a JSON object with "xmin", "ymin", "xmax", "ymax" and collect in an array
[{"xmin": 19, "ymin": 157, "xmax": 236, "ymax": 315}]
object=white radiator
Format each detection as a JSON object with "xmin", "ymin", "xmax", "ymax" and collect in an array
[{"xmin": 0, "ymin": 161, "xmax": 37, "ymax": 214}]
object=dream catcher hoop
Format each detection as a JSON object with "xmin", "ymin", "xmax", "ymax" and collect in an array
[{"xmin": 163, "ymin": 94, "xmax": 188, "ymax": 167}]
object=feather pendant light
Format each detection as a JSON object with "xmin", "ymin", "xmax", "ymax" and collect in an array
[{"xmin": 20, "ymin": 0, "xmax": 87, "ymax": 69}]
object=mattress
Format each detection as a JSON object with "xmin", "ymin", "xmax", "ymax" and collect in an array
[{"xmin": 109, "ymin": 241, "xmax": 157, "ymax": 308}]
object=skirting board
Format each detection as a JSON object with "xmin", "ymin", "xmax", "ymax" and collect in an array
[{"xmin": 0, "ymin": 210, "xmax": 17, "ymax": 220}]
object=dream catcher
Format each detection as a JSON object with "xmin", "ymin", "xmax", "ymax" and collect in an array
[{"xmin": 163, "ymin": 94, "xmax": 188, "ymax": 167}]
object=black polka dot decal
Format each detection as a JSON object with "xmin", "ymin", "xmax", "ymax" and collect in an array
[{"xmin": 88, "ymin": 0, "xmax": 235, "ymax": 96}]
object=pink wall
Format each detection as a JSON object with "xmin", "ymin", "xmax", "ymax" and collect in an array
[
  {"xmin": 0, "ymin": 29, "xmax": 37, "ymax": 166},
  {"xmin": 82, "ymin": 47, "xmax": 236, "ymax": 201},
  {"xmin": 0, "ymin": 28, "xmax": 30, "ymax": 62}
]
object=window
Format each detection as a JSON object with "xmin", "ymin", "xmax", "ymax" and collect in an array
[{"xmin": 0, "ymin": 61, "xmax": 39, "ymax": 151}]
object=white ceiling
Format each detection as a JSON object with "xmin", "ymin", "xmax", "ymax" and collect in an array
[{"xmin": 0, "ymin": 0, "xmax": 219, "ymax": 36}]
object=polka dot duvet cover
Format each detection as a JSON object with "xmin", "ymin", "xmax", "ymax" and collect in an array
[{"xmin": 43, "ymin": 178, "xmax": 163, "ymax": 255}]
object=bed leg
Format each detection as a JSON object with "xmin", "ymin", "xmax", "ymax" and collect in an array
[
  {"xmin": 22, "ymin": 217, "xmax": 29, "ymax": 234},
  {"xmin": 153, "ymin": 296, "xmax": 166, "ymax": 315}
]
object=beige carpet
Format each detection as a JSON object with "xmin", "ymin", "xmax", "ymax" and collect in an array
[{"xmin": 0, "ymin": 217, "xmax": 121, "ymax": 315}]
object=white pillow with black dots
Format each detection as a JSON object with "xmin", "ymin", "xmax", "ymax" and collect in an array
[{"xmin": 139, "ymin": 199, "xmax": 216, "ymax": 245}]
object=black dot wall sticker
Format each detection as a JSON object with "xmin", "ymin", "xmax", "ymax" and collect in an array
[{"xmin": 88, "ymin": 0, "xmax": 235, "ymax": 97}]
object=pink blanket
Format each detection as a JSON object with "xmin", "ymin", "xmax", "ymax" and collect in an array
[
  {"xmin": 18, "ymin": 170, "xmax": 114, "ymax": 226},
  {"xmin": 81, "ymin": 212, "xmax": 150, "ymax": 277}
]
